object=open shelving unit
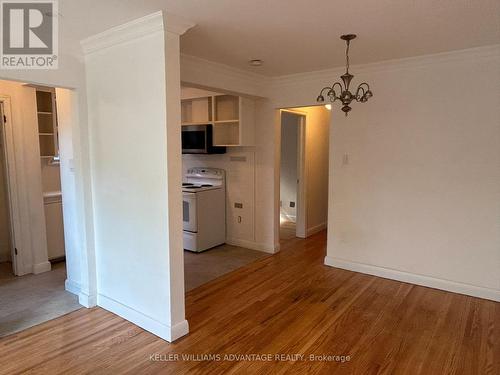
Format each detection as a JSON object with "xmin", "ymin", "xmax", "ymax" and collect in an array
[
  {"xmin": 181, "ymin": 94, "xmax": 254, "ymax": 147},
  {"xmin": 35, "ymin": 89, "xmax": 59, "ymax": 160}
]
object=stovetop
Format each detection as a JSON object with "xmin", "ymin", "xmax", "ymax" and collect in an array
[
  {"xmin": 182, "ymin": 182, "xmax": 221, "ymax": 192},
  {"xmin": 182, "ymin": 183, "xmax": 213, "ymax": 188}
]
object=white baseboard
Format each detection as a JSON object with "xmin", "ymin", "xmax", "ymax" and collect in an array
[
  {"xmin": 226, "ymin": 238, "xmax": 276, "ymax": 254},
  {"xmin": 97, "ymin": 293, "xmax": 189, "ymax": 342},
  {"xmin": 307, "ymin": 222, "xmax": 327, "ymax": 237},
  {"xmin": 324, "ymin": 256, "xmax": 500, "ymax": 302},
  {"xmin": 65, "ymin": 279, "xmax": 81, "ymax": 296},
  {"xmin": 78, "ymin": 291, "xmax": 97, "ymax": 308},
  {"xmin": 32, "ymin": 261, "xmax": 51, "ymax": 274}
]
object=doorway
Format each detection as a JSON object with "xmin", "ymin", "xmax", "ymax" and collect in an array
[
  {"xmin": 0, "ymin": 81, "xmax": 81, "ymax": 337},
  {"xmin": 280, "ymin": 110, "xmax": 307, "ymax": 240},
  {"xmin": 278, "ymin": 106, "xmax": 330, "ymax": 243}
]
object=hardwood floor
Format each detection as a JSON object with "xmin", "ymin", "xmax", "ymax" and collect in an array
[{"xmin": 1, "ymin": 231, "xmax": 498, "ymax": 374}]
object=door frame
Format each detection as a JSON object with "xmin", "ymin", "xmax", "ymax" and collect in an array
[
  {"xmin": 279, "ymin": 109, "xmax": 307, "ymax": 239},
  {"xmin": 0, "ymin": 97, "xmax": 23, "ymax": 275}
]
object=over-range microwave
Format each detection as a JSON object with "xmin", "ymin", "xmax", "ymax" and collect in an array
[{"xmin": 181, "ymin": 125, "xmax": 226, "ymax": 154}]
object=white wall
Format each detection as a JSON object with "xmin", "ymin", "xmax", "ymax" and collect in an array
[
  {"xmin": 324, "ymin": 47, "xmax": 500, "ymax": 301},
  {"xmin": 0, "ymin": 80, "xmax": 50, "ymax": 274},
  {"xmin": 83, "ymin": 12, "xmax": 191, "ymax": 341},
  {"xmin": 280, "ymin": 112, "xmax": 299, "ymax": 221},
  {"xmin": 56, "ymin": 88, "xmax": 82, "ymax": 293}
]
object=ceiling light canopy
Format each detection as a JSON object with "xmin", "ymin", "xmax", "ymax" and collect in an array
[
  {"xmin": 249, "ymin": 59, "xmax": 263, "ymax": 66},
  {"xmin": 316, "ymin": 34, "xmax": 373, "ymax": 116}
]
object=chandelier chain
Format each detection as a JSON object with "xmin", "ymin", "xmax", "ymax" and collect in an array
[{"xmin": 346, "ymin": 40, "xmax": 350, "ymax": 74}]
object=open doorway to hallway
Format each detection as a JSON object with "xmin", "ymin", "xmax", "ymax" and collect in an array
[
  {"xmin": 0, "ymin": 80, "xmax": 81, "ymax": 337},
  {"xmin": 279, "ymin": 106, "xmax": 330, "ymax": 242}
]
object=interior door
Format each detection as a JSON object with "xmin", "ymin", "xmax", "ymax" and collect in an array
[{"xmin": 0, "ymin": 102, "xmax": 19, "ymax": 274}]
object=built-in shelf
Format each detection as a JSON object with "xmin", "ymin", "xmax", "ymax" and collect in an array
[
  {"xmin": 180, "ymin": 94, "xmax": 254, "ymax": 146},
  {"xmin": 181, "ymin": 121, "xmax": 212, "ymax": 126},
  {"xmin": 214, "ymin": 119, "xmax": 239, "ymax": 124},
  {"xmin": 36, "ymin": 89, "xmax": 59, "ymax": 159}
]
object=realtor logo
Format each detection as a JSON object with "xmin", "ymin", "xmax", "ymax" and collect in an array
[{"xmin": 1, "ymin": 0, "xmax": 58, "ymax": 69}]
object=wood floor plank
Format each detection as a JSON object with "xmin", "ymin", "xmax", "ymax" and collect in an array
[{"xmin": 0, "ymin": 231, "xmax": 498, "ymax": 374}]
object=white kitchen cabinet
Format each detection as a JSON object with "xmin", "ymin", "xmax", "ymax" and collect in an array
[{"xmin": 43, "ymin": 192, "xmax": 65, "ymax": 260}]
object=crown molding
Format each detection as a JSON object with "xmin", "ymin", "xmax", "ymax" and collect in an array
[
  {"xmin": 81, "ymin": 11, "xmax": 195, "ymax": 55},
  {"xmin": 271, "ymin": 44, "xmax": 500, "ymax": 87},
  {"xmin": 164, "ymin": 12, "xmax": 196, "ymax": 36},
  {"xmin": 180, "ymin": 53, "xmax": 269, "ymax": 97}
]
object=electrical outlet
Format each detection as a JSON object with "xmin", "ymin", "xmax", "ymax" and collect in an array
[{"xmin": 290, "ymin": 201, "xmax": 295, "ymax": 208}]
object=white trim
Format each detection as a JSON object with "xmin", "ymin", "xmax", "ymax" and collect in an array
[
  {"xmin": 32, "ymin": 261, "xmax": 51, "ymax": 274},
  {"xmin": 226, "ymin": 238, "xmax": 276, "ymax": 254},
  {"xmin": 97, "ymin": 293, "xmax": 189, "ymax": 342},
  {"xmin": 0, "ymin": 96, "xmax": 24, "ymax": 275},
  {"xmin": 324, "ymin": 256, "xmax": 500, "ymax": 302},
  {"xmin": 163, "ymin": 13, "xmax": 196, "ymax": 36},
  {"xmin": 81, "ymin": 12, "xmax": 195, "ymax": 55},
  {"xmin": 307, "ymin": 222, "xmax": 327, "ymax": 237},
  {"xmin": 65, "ymin": 279, "xmax": 81, "ymax": 295},
  {"xmin": 271, "ymin": 44, "xmax": 500, "ymax": 87},
  {"xmin": 78, "ymin": 291, "xmax": 97, "ymax": 308}
]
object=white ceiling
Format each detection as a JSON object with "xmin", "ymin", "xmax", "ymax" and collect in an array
[{"xmin": 63, "ymin": 0, "xmax": 500, "ymax": 76}]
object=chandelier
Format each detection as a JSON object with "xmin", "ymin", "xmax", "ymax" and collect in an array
[{"xmin": 316, "ymin": 34, "xmax": 373, "ymax": 116}]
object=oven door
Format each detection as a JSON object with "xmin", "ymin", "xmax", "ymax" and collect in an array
[
  {"xmin": 183, "ymin": 192, "xmax": 197, "ymax": 232},
  {"xmin": 182, "ymin": 125, "xmax": 208, "ymax": 154}
]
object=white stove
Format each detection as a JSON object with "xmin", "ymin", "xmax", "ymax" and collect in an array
[{"xmin": 182, "ymin": 168, "xmax": 226, "ymax": 252}]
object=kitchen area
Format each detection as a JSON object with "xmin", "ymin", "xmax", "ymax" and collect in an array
[{"xmin": 180, "ymin": 86, "xmax": 267, "ymax": 291}]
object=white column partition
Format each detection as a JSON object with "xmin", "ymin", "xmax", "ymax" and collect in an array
[{"xmin": 81, "ymin": 12, "xmax": 194, "ymax": 341}]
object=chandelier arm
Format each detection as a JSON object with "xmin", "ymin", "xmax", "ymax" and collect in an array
[
  {"xmin": 355, "ymin": 86, "xmax": 366, "ymax": 101},
  {"xmin": 331, "ymin": 82, "xmax": 343, "ymax": 98},
  {"xmin": 319, "ymin": 86, "xmax": 332, "ymax": 96}
]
